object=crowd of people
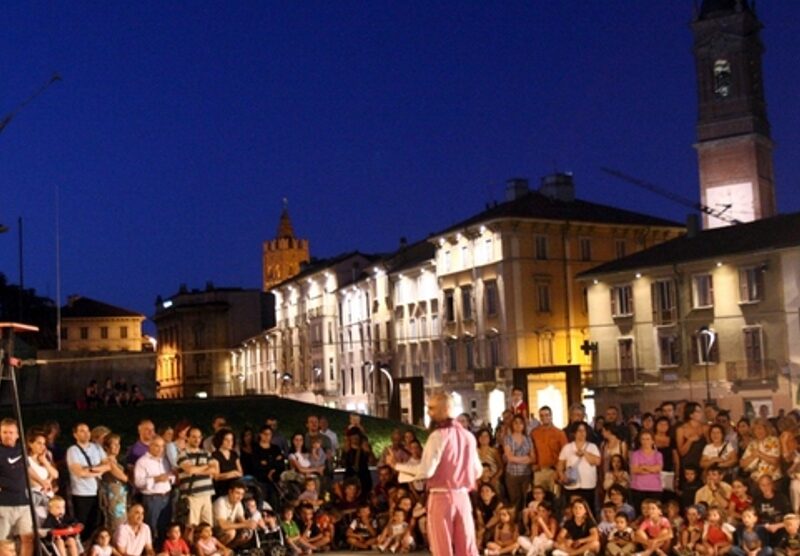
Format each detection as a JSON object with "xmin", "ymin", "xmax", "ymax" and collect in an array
[{"xmin": 0, "ymin": 391, "xmax": 799, "ymax": 556}]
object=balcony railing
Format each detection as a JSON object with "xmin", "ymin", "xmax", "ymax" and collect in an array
[
  {"xmin": 726, "ymin": 359, "xmax": 780, "ymax": 389},
  {"xmin": 583, "ymin": 367, "xmax": 677, "ymax": 389},
  {"xmin": 443, "ymin": 367, "xmax": 498, "ymax": 388}
]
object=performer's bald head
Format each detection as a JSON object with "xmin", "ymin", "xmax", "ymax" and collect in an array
[{"xmin": 427, "ymin": 392, "xmax": 453, "ymax": 422}]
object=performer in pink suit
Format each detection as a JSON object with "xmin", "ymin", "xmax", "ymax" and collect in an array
[{"xmin": 388, "ymin": 392, "xmax": 483, "ymax": 556}]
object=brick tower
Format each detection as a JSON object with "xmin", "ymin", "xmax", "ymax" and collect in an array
[
  {"xmin": 692, "ymin": 0, "xmax": 776, "ymax": 229},
  {"xmin": 262, "ymin": 202, "xmax": 310, "ymax": 291}
]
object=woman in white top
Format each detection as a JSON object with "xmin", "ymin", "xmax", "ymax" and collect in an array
[
  {"xmin": 27, "ymin": 428, "xmax": 59, "ymax": 520},
  {"xmin": 557, "ymin": 422, "xmax": 601, "ymax": 510},
  {"xmin": 283, "ymin": 433, "xmax": 324, "ymax": 485},
  {"xmin": 28, "ymin": 428, "xmax": 59, "ymax": 494}
]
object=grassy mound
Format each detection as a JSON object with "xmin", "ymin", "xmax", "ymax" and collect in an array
[{"xmin": 18, "ymin": 395, "xmax": 418, "ymax": 454}]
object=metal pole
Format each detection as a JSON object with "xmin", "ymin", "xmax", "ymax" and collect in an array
[
  {"xmin": 705, "ymin": 360, "xmax": 711, "ymax": 403},
  {"xmin": 18, "ymin": 216, "xmax": 24, "ymax": 321},
  {"xmin": 1, "ymin": 327, "xmax": 42, "ymax": 556}
]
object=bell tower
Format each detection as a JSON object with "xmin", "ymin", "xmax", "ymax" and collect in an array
[
  {"xmin": 262, "ymin": 200, "xmax": 310, "ymax": 291},
  {"xmin": 692, "ymin": 0, "xmax": 776, "ymax": 228}
]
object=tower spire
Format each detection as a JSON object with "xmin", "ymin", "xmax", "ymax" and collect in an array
[{"xmin": 277, "ymin": 200, "xmax": 295, "ymax": 239}]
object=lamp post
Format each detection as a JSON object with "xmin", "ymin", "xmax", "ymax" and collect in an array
[
  {"xmin": 699, "ymin": 326, "xmax": 716, "ymax": 403},
  {"xmin": 367, "ymin": 362, "xmax": 394, "ymax": 417}
]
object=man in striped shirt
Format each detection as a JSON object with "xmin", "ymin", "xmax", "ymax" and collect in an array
[{"xmin": 177, "ymin": 427, "xmax": 219, "ymax": 536}]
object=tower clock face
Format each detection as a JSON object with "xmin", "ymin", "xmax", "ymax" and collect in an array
[{"xmin": 705, "ymin": 183, "xmax": 756, "ymax": 228}]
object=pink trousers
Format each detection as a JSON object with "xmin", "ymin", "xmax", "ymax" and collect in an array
[{"xmin": 426, "ymin": 490, "xmax": 478, "ymax": 556}]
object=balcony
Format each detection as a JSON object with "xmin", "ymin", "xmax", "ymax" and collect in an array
[
  {"xmin": 726, "ymin": 359, "xmax": 780, "ymax": 391},
  {"xmin": 582, "ymin": 367, "xmax": 672, "ymax": 389},
  {"xmin": 443, "ymin": 367, "xmax": 498, "ymax": 389}
]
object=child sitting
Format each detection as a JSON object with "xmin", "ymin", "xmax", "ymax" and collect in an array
[
  {"xmin": 605, "ymin": 511, "xmax": 636, "ymax": 556},
  {"xmin": 296, "ymin": 478, "xmax": 323, "ymax": 510},
  {"xmin": 517, "ymin": 500, "xmax": 558, "ymax": 556},
  {"xmin": 597, "ymin": 502, "xmax": 618, "ymax": 539},
  {"xmin": 521, "ymin": 486, "xmax": 548, "ymax": 536},
  {"xmin": 773, "ymin": 513, "xmax": 800, "ymax": 556},
  {"xmin": 674, "ymin": 504, "xmax": 704, "ymax": 556},
  {"xmin": 728, "ymin": 478, "xmax": 753, "ymax": 525},
  {"xmin": 88, "ymin": 528, "xmax": 120, "ymax": 556},
  {"xmin": 698, "ymin": 507, "xmax": 733, "ymax": 555},
  {"xmin": 633, "ymin": 498, "xmax": 672, "ymax": 556},
  {"xmin": 42, "ymin": 496, "xmax": 83, "ymax": 556},
  {"xmin": 160, "ymin": 523, "xmax": 190, "ymax": 556},
  {"xmin": 474, "ymin": 483, "xmax": 503, "ymax": 549},
  {"xmin": 731, "ymin": 506, "xmax": 769, "ymax": 556},
  {"xmin": 376, "ymin": 509, "xmax": 413, "ymax": 553},
  {"xmin": 297, "ymin": 503, "xmax": 331, "ymax": 551},
  {"xmin": 603, "ymin": 454, "xmax": 631, "ymax": 497},
  {"xmin": 194, "ymin": 522, "xmax": 231, "ymax": 556},
  {"xmin": 679, "ymin": 465, "xmax": 703, "ymax": 511},
  {"xmin": 485, "ymin": 507, "xmax": 519, "ymax": 556},
  {"xmin": 664, "ymin": 499, "xmax": 683, "ymax": 534},
  {"xmin": 346, "ymin": 504, "xmax": 379, "ymax": 550},
  {"xmin": 280, "ymin": 505, "xmax": 315, "ymax": 556}
]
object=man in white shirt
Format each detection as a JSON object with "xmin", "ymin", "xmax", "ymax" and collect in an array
[
  {"xmin": 213, "ymin": 481, "xmax": 257, "ymax": 548},
  {"xmin": 114, "ymin": 504, "xmax": 154, "ymax": 556},
  {"xmin": 388, "ymin": 392, "xmax": 482, "ymax": 556},
  {"xmin": 133, "ymin": 436, "xmax": 173, "ymax": 544},
  {"xmin": 66, "ymin": 422, "xmax": 109, "ymax": 541}
]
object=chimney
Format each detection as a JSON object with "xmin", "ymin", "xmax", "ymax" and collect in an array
[
  {"xmin": 686, "ymin": 214, "xmax": 700, "ymax": 238},
  {"xmin": 399, "ymin": 236, "xmax": 408, "ymax": 249},
  {"xmin": 505, "ymin": 178, "xmax": 529, "ymax": 201},
  {"xmin": 539, "ymin": 172, "xmax": 575, "ymax": 202},
  {"xmin": 67, "ymin": 294, "xmax": 81, "ymax": 307}
]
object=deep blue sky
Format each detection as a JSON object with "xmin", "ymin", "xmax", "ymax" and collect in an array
[{"xmin": 2, "ymin": 2, "xmax": 799, "ymax": 326}]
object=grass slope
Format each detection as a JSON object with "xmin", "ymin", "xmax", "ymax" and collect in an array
[{"xmin": 17, "ymin": 395, "xmax": 417, "ymax": 454}]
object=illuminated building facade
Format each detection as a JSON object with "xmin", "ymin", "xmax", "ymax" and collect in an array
[{"xmin": 580, "ymin": 213, "xmax": 800, "ymax": 416}]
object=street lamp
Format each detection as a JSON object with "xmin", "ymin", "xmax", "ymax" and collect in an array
[
  {"xmin": 699, "ymin": 326, "xmax": 716, "ymax": 403},
  {"xmin": 367, "ymin": 362, "xmax": 394, "ymax": 416}
]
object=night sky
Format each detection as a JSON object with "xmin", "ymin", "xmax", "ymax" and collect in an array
[{"xmin": 2, "ymin": 2, "xmax": 799, "ymax": 330}]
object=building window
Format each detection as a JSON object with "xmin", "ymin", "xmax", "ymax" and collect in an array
[
  {"xmin": 536, "ymin": 284, "xmax": 551, "ymax": 313},
  {"xmin": 485, "ymin": 281, "xmax": 498, "ymax": 316},
  {"xmin": 535, "ymin": 235, "xmax": 548, "ymax": 260},
  {"xmin": 461, "ymin": 287, "xmax": 473, "ymax": 320},
  {"xmin": 615, "ymin": 239, "xmax": 626, "ymax": 259},
  {"xmin": 432, "ymin": 345, "xmax": 443, "ymax": 385},
  {"xmin": 350, "ymin": 368, "xmax": 355, "ymax": 395},
  {"xmin": 447, "ymin": 342, "xmax": 457, "ymax": 372},
  {"xmin": 484, "ymin": 237, "xmax": 493, "ymax": 263},
  {"xmin": 80, "ymin": 327, "xmax": 89, "ymax": 340},
  {"xmin": 488, "ymin": 336, "xmax": 500, "ymax": 367},
  {"xmin": 408, "ymin": 318, "xmax": 417, "ymax": 340},
  {"xmin": 651, "ymin": 280, "xmax": 676, "ymax": 324},
  {"xmin": 579, "ymin": 238, "xmax": 592, "ymax": 261},
  {"xmin": 581, "ymin": 286, "xmax": 589, "ymax": 314},
  {"xmin": 465, "ymin": 342, "xmax": 475, "ymax": 370},
  {"xmin": 743, "ymin": 327, "xmax": 764, "ymax": 377},
  {"xmin": 430, "ymin": 312, "xmax": 439, "ymax": 337},
  {"xmin": 714, "ymin": 59, "xmax": 732, "ymax": 98},
  {"xmin": 692, "ymin": 274, "xmax": 714, "ymax": 308},
  {"xmin": 657, "ymin": 329, "xmax": 680, "ymax": 367},
  {"xmin": 618, "ymin": 338, "xmax": 635, "ymax": 383},
  {"xmin": 120, "ymin": 326, "xmax": 128, "ymax": 339},
  {"xmin": 539, "ymin": 334, "xmax": 554, "ymax": 366},
  {"xmin": 100, "ymin": 326, "xmax": 108, "ymax": 339},
  {"xmin": 739, "ymin": 267, "xmax": 764, "ymax": 303},
  {"xmin": 693, "ymin": 329, "xmax": 719, "ymax": 364},
  {"xmin": 445, "ymin": 290, "xmax": 455, "ymax": 322},
  {"xmin": 61, "ymin": 327, "xmax": 68, "ymax": 340},
  {"xmin": 443, "ymin": 250, "xmax": 451, "ymax": 272},
  {"xmin": 610, "ymin": 285, "xmax": 633, "ymax": 317},
  {"xmin": 461, "ymin": 246, "xmax": 470, "ymax": 269}
]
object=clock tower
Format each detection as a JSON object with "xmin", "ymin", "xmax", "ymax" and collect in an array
[{"xmin": 692, "ymin": 0, "xmax": 776, "ymax": 228}]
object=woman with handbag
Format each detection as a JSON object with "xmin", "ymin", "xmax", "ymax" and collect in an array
[{"xmin": 557, "ymin": 422, "xmax": 600, "ymax": 514}]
